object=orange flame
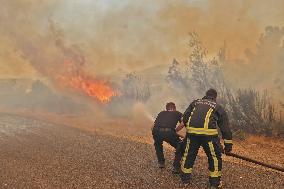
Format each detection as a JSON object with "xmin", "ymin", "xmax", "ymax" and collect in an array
[
  {"xmin": 56, "ymin": 59, "xmax": 117, "ymax": 103},
  {"xmin": 58, "ymin": 74, "xmax": 117, "ymax": 103}
]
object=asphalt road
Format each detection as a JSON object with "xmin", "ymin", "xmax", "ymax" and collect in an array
[{"xmin": 0, "ymin": 114, "xmax": 283, "ymax": 188}]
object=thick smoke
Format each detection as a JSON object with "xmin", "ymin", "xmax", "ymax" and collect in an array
[
  {"xmin": 0, "ymin": 0, "xmax": 283, "ymax": 123},
  {"xmin": 1, "ymin": 0, "xmax": 284, "ymax": 75}
]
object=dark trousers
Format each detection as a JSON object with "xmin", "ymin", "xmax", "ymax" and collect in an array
[
  {"xmin": 152, "ymin": 128, "xmax": 181, "ymax": 168},
  {"xmin": 180, "ymin": 135, "xmax": 222, "ymax": 187}
]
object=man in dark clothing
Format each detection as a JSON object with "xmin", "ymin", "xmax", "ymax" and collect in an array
[
  {"xmin": 152, "ymin": 102, "xmax": 183, "ymax": 170},
  {"xmin": 177, "ymin": 89, "xmax": 233, "ymax": 188}
]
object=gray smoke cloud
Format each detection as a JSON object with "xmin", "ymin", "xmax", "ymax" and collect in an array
[{"xmin": 0, "ymin": 0, "xmax": 283, "ymax": 121}]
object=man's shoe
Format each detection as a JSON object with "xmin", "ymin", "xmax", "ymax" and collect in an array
[
  {"xmin": 158, "ymin": 162, "xmax": 165, "ymax": 168},
  {"xmin": 172, "ymin": 167, "xmax": 179, "ymax": 174},
  {"xmin": 181, "ymin": 180, "xmax": 190, "ymax": 188},
  {"xmin": 209, "ymin": 181, "xmax": 223, "ymax": 189},
  {"xmin": 180, "ymin": 173, "xmax": 191, "ymax": 186}
]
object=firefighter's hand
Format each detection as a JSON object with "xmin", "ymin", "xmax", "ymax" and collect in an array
[
  {"xmin": 224, "ymin": 144, "xmax": 232, "ymax": 154},
  {"xmin": 177, "ymin": 133, "xmax": 185, "ymax": 139}
]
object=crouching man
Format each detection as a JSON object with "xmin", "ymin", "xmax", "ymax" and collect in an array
[{"xmin": 152, "ymin": 102, "xmax": 183, "ymax": 172}]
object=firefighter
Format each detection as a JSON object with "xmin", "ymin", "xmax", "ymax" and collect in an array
[
  {"xmin": 152, "ymin": 102, "xmax": 183, "ymax": 171},
  {"xmin": 177, "ymin": 89, "xmax": 233, "ymax": 188}
]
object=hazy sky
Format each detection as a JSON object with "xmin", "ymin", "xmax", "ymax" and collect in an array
[{"xmin": 0, "ymin": 0, "xmax": 283, "ymax": 79}]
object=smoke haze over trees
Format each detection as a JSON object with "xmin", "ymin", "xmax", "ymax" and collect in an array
[
  {"xmin": 166, "ymin": 32, "xmax": 284, "ymax": 137},
  {"xmin": 0, "ymin": 1, "xmax": 283, "ymax": 137}
]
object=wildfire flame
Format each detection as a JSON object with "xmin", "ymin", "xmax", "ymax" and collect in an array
[
  {"xmin": 60, "ymin": 75, "xmax": 116, "ymax": 103},
  {"xmin": 57, "ymin": 59, "xmax": 117, "ymax": 103}
]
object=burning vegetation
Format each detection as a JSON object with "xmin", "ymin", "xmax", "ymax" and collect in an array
[
  {"xmin": 57, "ymin": 59, "xmax": 116, "ymax": 103},
  {"xmin": 50, "ymin": 23, "xmax": 117, "ymax": 103},
  {"xmin": 58, "ymin": 74, "xmax": 116, "ymax": 103},
  {"xmin": 0, "ymin": 1, "xmax": 283, "ymax": 139}
]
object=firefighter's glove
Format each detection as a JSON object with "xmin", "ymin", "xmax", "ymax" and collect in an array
[{"xmin": 224, "ymin": 143, "xmax": 232, "ymax": 154}]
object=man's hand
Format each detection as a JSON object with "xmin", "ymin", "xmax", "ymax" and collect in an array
[
  {"xmin": 175, "ymin": 122, "xmax": 185, "ymax": 133},
  {"xmin": 177, "ymin": 133, "xmax": 185, "ymax": 139}
]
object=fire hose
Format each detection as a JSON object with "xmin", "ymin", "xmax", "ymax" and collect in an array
[
  {"xmin": 177, "ymin": 134, "xmax": 284, "ymax": 172},
  {"xmin": 225, "ymin": 152, "xmax": 284, "ymax": 172}
]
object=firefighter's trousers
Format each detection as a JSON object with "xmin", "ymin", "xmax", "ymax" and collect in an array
[
  {"xmin": 180, "ymin": 135, "xmax": 222, "ymax": 187},
  {"xmin": 152, "ymin": 127, "xmax": 181, "ymax": 168}
]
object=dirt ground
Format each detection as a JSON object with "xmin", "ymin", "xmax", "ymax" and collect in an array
[{"xmin": 0, "ymin": 113, "xmax": 283, "ymax": 189}]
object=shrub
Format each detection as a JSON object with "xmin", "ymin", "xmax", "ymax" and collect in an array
[{"xmin": 166, "ymin": 32, "xmax": 284, "ymax": 138}]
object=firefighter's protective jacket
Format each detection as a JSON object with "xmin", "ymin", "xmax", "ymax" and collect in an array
[{"xmin": 182, "ymin": 96, "xmax": 232, "ymax": 145}]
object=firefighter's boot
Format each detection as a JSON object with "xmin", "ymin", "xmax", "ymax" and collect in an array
[
  {"xmin": 209, "ymin": 181, "xmax": 223, "ymax": 189},
  {"xmin": 172, "ymin": 166, "xmax": 180, "ymax": 174},
  {"xmin": 158, "ymin": 161, "xmax": 165, "ymax": 168}
]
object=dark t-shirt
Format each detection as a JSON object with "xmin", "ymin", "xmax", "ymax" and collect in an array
[{"xmin": 154, "ymin": 111, "xmax": 183, "ymax": 129}]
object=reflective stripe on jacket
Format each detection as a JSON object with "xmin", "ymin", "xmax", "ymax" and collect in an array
[{"xmin": 183, "ymin": 97, "xmax": 232, "ymax": 142}]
